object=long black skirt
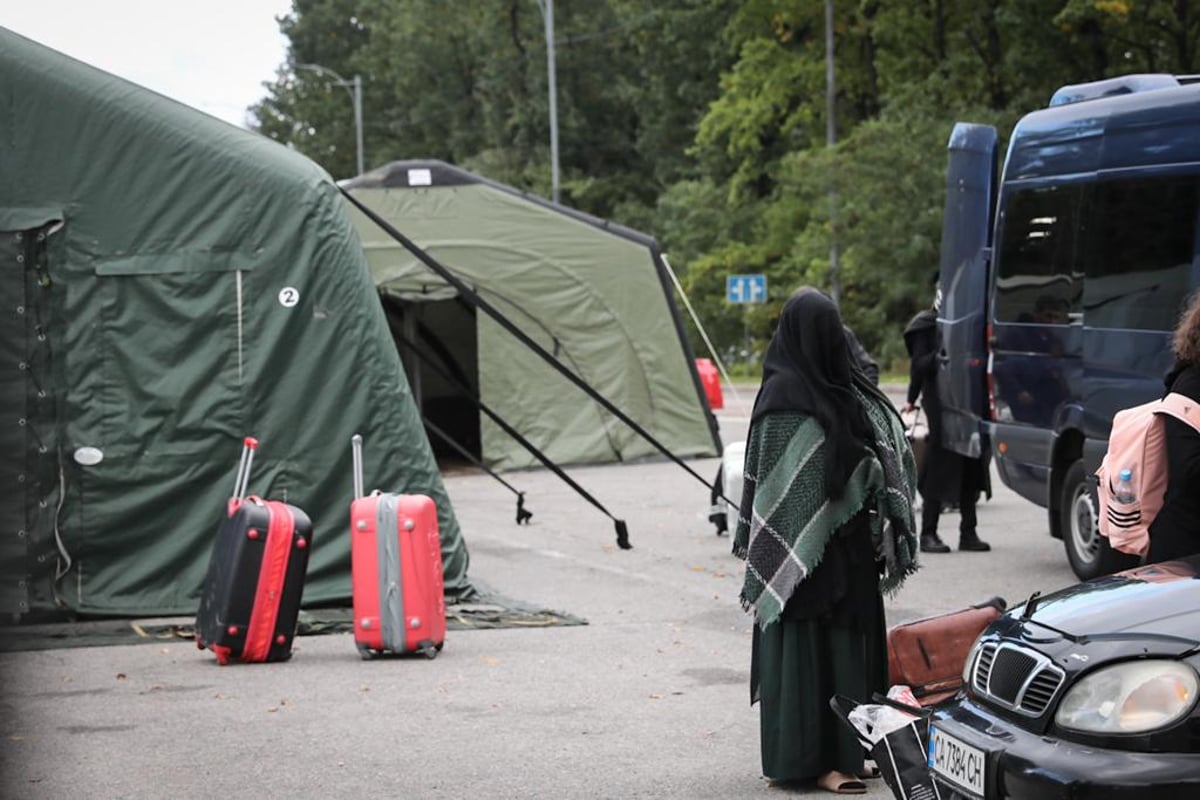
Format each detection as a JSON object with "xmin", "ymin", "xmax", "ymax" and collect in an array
[
  {"xmin": 919, "ymin": 440, "xmax": 989, "ymax": 506},
  {"xmin": 750, "ymin": 525, "xmax": 888, "ymax": 782}
]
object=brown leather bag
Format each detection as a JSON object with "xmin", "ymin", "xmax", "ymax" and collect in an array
[{"xmin": 886, "ymin": 596, "xmax": 1006, "ymax": 706}]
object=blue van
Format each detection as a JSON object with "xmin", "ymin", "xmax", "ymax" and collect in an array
[{"xmin": 936, "ymin": 74, "xmax": 1200, "ymax": 580}]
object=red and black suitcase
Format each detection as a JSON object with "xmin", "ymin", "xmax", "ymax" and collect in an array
[
  {"xmin": 195, "ymin": 437, "xmax": 313, "ymax": 665},
  {"xmin": 350, "ymin": 434, "xmax": 446, "ymax": 659}
]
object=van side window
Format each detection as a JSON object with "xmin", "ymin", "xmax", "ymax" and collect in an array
[
  {"xmin": 1082, "ymin": 174, "xmax": 1199, "ymax": 332},
  {"xmin": 995, "ymin": 184, "xmax": 1082, "ymax": 324}
]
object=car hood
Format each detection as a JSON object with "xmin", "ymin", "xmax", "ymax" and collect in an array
[{"xmin": 1001, "ymin": 556, "xmax": 1200, "ymax": 658}]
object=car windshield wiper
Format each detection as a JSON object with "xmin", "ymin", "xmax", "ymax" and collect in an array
[
  {"xmin": 1022, "ymin": 618, "xmax": 1200, "ymax": 652},
  {"xmin": 1013, "ymin": 591, "xmax": 1081, "ymax": 644},
  {"xmin": 1017, "ymin": 589, "xmax": 1200, "ymax": 649},
  {"xmin": 1024, "ymin": 617, "xmax": 1200, "ymax": 648},
  {"xmin": 1079, "ymin": 631, "xmax": 1200, "ymax": 648}
]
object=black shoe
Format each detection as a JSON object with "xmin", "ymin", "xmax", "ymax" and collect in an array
[
  {"xmin": 921, "ymin": 533, "xmax": 951, "ymax": 553},
  {"xmin": 959, "ymin": 532, "xmax": 991, "ymax": 552}
]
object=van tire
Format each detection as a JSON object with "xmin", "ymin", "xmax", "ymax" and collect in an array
[{"xmin": 1060, "ymin": 459, "xmax": 1139, "ymax": 580}]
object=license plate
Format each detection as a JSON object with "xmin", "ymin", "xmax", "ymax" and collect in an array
[{"xmin": 928, "ymin": 724, "xmax": 986, "ymax": 797}]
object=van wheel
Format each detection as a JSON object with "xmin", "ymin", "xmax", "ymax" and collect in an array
[{"xmin": 1060, "ymin": 459, "xmax": 1138, "ymax": 580}]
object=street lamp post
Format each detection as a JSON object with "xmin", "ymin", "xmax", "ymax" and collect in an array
[
  {"xmin": 824, "ymin": 0, "xmax": 840, "ymax": 306},
  {"xmin": 295, "ymin": 62, "xmax": 364, "ymax": 177},
  {"xmin": 534, "ymin": 0, "xmax": 560, "ymax": 204}
]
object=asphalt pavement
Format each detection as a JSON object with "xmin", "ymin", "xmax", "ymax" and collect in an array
[{"xmin": 0, "ymin": 385, "xmax": 1079, "ymax": 799}]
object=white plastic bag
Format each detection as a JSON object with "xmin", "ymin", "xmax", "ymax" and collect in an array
[{"xmin": 845, "ymin": 692, "xmax": 919, "ymax": 745}]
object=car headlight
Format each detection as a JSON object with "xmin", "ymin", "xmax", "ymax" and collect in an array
[{"xmin": 1055, "ymin": 660, "xmax": 1198, "ymax": 734}]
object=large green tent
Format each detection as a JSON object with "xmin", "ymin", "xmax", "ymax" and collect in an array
[
  {"xmin": 342, "ymin": 162, "xmax": 722, "ymax": 471},
  {"xmin": 0, "ymin": 29, "xmax": 472, "ymax": 619}
]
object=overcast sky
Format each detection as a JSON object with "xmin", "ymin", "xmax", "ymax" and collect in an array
[{"xmin": 2, "ymin": 0, "xmax": 293, "ymax": 128}]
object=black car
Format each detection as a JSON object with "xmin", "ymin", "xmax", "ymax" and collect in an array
[{"xmin": 928, "ymin": 557, "xmax": 1200, "ymax": 799}]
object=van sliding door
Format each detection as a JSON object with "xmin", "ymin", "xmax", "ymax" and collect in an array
[{"xmin": 937, "ymin": 123, "xmax": 997, "ymax": 459}]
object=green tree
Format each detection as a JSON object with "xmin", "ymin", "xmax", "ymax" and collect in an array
[{"xmin": 250, "ymin": 0, "xmax": 1200, "ymax": 372}]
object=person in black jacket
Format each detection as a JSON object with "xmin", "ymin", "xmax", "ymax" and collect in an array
[
  {"xmin": 1149, "ymin": 292, "xmax": 1200, "ymax": 562},
  {"xmin": 902, "ymin": 281, "xmax": 991, "ymax": 554}
]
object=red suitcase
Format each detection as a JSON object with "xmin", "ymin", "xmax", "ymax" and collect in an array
[
  {"xmin": 195, "ymin": 437, "xmax": 313, "ymax": 665},
  {"xmin": 350, "ymin": 434, "xmax": 446, "ymax": 659}
]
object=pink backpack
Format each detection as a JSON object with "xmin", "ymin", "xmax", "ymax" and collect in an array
[{"xmin": 1096, "ymin": 393, "xmax": 1200, "ymax": 557}]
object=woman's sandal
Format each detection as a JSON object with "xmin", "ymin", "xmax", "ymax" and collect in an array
[{"xmin": 816, "ymin": 770, "xmax": 868, "ymax": 795}]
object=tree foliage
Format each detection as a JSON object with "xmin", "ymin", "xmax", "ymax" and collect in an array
[{"xmin": 250, "ymin": 0, "xmax": 1200, "ymax": 370}]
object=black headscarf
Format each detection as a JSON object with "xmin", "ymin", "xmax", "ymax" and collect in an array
[{"xmin": 751, "ymin": 287, "xmax": 877, "ymax": 500}]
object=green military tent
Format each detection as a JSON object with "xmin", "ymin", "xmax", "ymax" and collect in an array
[
  {"xmin": 0, "ymin": 28, "xmax": 472, "ymax": 619},
  {"xmin": 342, "ymin": 162, "xmax": 722, "ymax": 472}
]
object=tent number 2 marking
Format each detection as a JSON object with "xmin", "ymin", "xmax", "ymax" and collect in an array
[{"xmin": 278, "ymin": 287, "xmax": 300, "ymax": 308}]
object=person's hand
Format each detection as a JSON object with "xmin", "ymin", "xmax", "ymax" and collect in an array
[{"xmin": 902, "ymin": 402, "xmax": 915, "ymax": 414}]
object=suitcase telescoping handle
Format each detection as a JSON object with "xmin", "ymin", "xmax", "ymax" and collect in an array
[
  {"xmin": 232, "ymin": 436, "xmax": 259, "ymax": 501},
  {"xmin": 351, "ymin": 434, "xmax": 364, "ymax": 500}
]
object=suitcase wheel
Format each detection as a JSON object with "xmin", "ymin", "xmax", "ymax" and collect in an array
[
  {"xmin": 356, "ymin": 642, "xmax": 378, "ymax": 660},
  {"xmin": 419, "ymin": 640, "xmax": 442, "ymax": 659}
]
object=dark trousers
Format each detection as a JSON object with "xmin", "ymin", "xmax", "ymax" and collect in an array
[{"xmin": 920, "ymin": 480, "xmax": 977, "ymax": 539}]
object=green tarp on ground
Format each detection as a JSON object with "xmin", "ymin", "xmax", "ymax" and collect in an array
[
  {"xmin": 343, "ymin": 162, "xmax": 721, "ymax": 471},
  {"xmin": 0, "ymin": 28, "xmax": 473, "ymax": 619}
]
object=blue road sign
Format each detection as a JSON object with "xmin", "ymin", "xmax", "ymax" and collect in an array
[{"xmin": 726, "ymin": 274, "xmax": 767, "ymax": 304}]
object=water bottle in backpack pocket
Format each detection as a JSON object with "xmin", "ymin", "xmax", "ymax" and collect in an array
[{"xmin": 1112, "ymin": 469, "xmax": 1136, "ymax": 504}]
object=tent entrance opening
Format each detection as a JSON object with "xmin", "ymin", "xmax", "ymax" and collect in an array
[{"xmin": 382, "ymin": 296, "xmax": 481, "ymax": 466}]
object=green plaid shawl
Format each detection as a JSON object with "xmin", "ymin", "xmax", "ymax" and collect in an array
[{"xmin": 733, "ymin": 389, "xmax": 919, "ymax": 627}]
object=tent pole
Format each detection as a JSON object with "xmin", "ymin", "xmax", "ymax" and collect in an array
[{"xmin": 403, "ymin": 309, "xmax": 422, "ymax": 412}]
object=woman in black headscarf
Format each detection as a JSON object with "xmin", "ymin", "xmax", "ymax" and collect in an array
[
  {"xmin": 902, "ymin": 280, "xmax": 991, "ymax": 553},
  {"xmin": 734, "ymin": 288, "xmax": 919, "ymax": 794}
]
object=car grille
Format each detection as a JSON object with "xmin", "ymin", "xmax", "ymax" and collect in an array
[{"xmin": 971, "ymin": 641, "xmax": 1065, "ymax": 717}]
